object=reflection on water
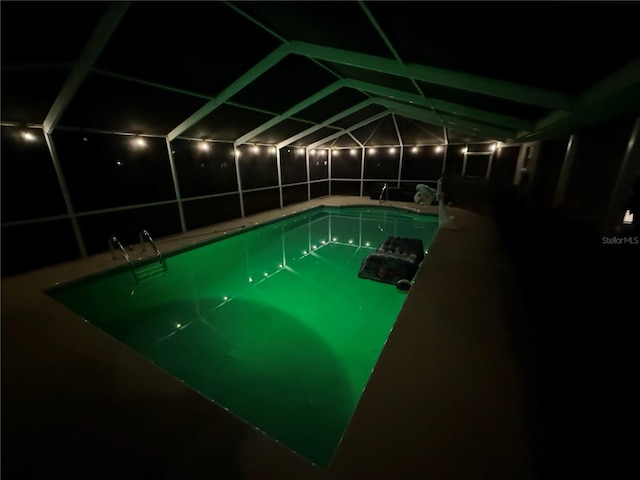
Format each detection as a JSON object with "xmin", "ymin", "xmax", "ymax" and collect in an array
[{"xmin": 48, "ymin": 206, "xmax": 438, "ymax": 467}]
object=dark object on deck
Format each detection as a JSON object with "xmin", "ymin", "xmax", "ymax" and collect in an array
[{"xmin": 358, "ymin": 237, "xmax": 425, "ymax": 286}]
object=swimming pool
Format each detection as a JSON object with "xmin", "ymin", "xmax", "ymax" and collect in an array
[{"xmin": 47, "ymin": 205, "xmax": 438, "ymax": 467}]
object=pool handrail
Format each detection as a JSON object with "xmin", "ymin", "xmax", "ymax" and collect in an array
[
  {"xmin": 139, "ymin": 229, "xmax": 167, "ymax": 270},
  {"xmin": 109, "ymin": 235, "xmax": 137, "ymax": 278},
  {"xmin": 109, "ymin": 235, "xmax": 131, "ymax": 262},
  {"xmin": 379, "ymin": 182, "xmax": 388, "ymax": 204}
]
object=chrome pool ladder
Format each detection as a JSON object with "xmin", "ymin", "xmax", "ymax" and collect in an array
[
  {"xmin": 109, "ymin": 230, "xmax": 167, "ymax": 283},
  {"xmin": 135, "ymin": 229, "xmax": 167, "ymax": 282},
  {"xmin": 109, "ymin": 235, "xmax": 137, "ymax": 279}
]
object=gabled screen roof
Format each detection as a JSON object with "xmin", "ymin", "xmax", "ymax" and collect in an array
[{"xmin": 2, "ymin": 0, "xmax": 640, "ymax": 147}]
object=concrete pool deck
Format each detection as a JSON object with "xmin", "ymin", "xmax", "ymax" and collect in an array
[{"xmin": 2, "ymin": 196, "xmax": 537, "ymax": 479}]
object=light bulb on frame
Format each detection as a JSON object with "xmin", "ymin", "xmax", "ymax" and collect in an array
[
  {"xmin": 22, "ymin": 131, "xmax": 37, "ymax": 142},
  {"xmin": 132, "ymin": 136, "xmax": 147, "ymax": 148}
]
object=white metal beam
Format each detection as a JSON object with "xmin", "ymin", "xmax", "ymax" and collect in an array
[
  {"xmin": 521, "ymin": 56, "xmax": 640, "ymax": 141},
  {"xmin": 276, "ymin": 98, "xmax": 375, "ymax": 149},
  {"xmin": 289, "ymin": 41, "xmax": 573, "ymax": 110},
  {"xmin": 168, "ymin": 44, "xmax": 291, "ymax": 141},
  {"xmin": 343, "ymin": 79, "xmax": 533, "ymax": 131},
  {"xmin": 307, "ymin": 110, "xmax": 391, "ymax": 149},
  {"xmin": 43, "ymin": 2, "xmax": 130, "ymax": 134},
  {"xmin": 234, "ymin": 80, "xmax": 345, "ymax": 146},
  {"xmin": 377, "ymin": 100, "xmax": 514, "ymax": 142}
]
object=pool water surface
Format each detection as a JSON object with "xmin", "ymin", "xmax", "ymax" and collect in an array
[{"xmin": 48, "ymin": 206, "xmax": 438, "ymax": 467}]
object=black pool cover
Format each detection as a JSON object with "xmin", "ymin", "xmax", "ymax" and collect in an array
[{"xmin": 357, "ymin": 237, "xmax": 425, "ymax": 287}]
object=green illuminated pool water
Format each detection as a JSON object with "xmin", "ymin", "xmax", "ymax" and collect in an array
[{"xmin": 48, "ymin": 206, "xmax": 438, "ymax": 467}]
